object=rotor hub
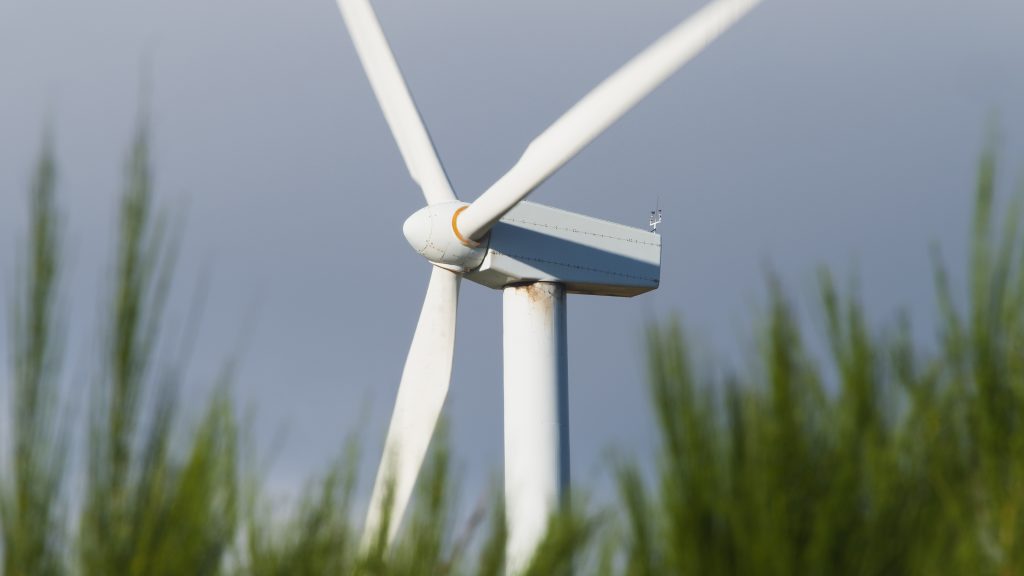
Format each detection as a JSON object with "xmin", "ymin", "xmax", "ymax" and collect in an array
[{"xmin": 403, "ymin": 201, "xmax": 488, "ymax": 272}]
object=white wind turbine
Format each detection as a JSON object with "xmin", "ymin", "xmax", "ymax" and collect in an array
[{"xmin": 334, "ymin": 0, "xmax": 761, "ymax": 569}]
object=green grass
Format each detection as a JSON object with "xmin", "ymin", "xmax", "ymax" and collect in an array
[
  {"xmin": 3, "ymin": 132, "xmax": 65, "ymax": 576},
  {"xmin": 614, "ymin": 141, "xmax": 1024, "ymax": 576},
  {"xmin": 3, "ymin": 127, "xmax": 1023, "ymax": 574}
]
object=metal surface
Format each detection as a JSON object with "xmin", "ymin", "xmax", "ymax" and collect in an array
[
  {"xmin": 503, "ymin": 283, "xmax": 569, "ymax": 573},
  {"xmin": 456, "ymin": 0, "xmax": 763, "ymax": 240},
  {"xmin": 466, "ymin": 201, "xmax": 661, "ymax": 296},
  {"xmin": 403, "ymin": 201, "xmax": 489, "ymax": 272},
  {"xmin": 363, "ymin": 266, "xmax": 460, "ymax": 547}
]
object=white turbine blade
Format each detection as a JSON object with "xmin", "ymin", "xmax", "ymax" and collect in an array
[
  {"xmin": 457, "ymin": 0, "xmax": 762, "ymax": 239},
  {"xmin": 337, "ymin": 0, "xmax": 456, "ymax": 205},
  {"xmin": 363, "ymin": 266, "xmax": 460, "ymax": 547}
]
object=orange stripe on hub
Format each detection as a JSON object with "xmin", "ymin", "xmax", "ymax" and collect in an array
[{"xmin": 452, "ymin": 206, "xmax": 480, "ymax": 247}]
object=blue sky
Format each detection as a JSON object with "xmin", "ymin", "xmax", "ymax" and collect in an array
[{"xmin": 2, "ymin": 0, "xmax": 1023, "ymax": 511}]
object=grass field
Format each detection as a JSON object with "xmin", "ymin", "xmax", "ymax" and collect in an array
[{"xmin": 3, "ymin": 128, "xmax": 1023, "ymax": 575}]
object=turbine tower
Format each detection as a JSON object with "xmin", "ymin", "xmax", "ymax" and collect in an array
[{"xmin": 334, "ymin": 0, "xmax": 761, "ymax": 570}]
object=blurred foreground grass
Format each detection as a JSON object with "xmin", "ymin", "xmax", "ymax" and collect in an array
[{"xmin": 3, "ymin": 128, "xmax": 1023, "ymax": 575}]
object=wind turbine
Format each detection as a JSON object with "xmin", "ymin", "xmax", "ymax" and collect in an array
[{"xmin": 334, "ymin": 0, "xmax": 761, "ymax": 569}]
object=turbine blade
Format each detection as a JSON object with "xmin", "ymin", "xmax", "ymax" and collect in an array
[
  {"xmin": 337, "ymin": 0, "xmax": 457, "ymax": 205},
  {"xmin": 363, "ymin": 266, "xmax": 460, "ymax": 547},
  {"xmin": 457, "ymin": 0, "xmax": 762, "ymax": 239}
]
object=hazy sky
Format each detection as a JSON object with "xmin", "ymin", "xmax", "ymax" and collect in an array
[{"xmin": 3, "ymin": 0, "xmax": 1024, "ymax": 514}]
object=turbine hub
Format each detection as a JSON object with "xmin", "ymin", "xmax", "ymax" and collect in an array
[{"xmin": 403, "ymin": 201, "xmax": 488, "ymax": 272}]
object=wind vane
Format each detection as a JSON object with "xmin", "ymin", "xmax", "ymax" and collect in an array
[{"xmin": 649, "ymin": 203, "xmax": 663, "ymax": 233}]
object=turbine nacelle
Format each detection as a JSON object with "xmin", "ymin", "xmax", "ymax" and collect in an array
[{"xmin": 402, "ymin": 201, "xmax": 488, "ymax": 272}]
